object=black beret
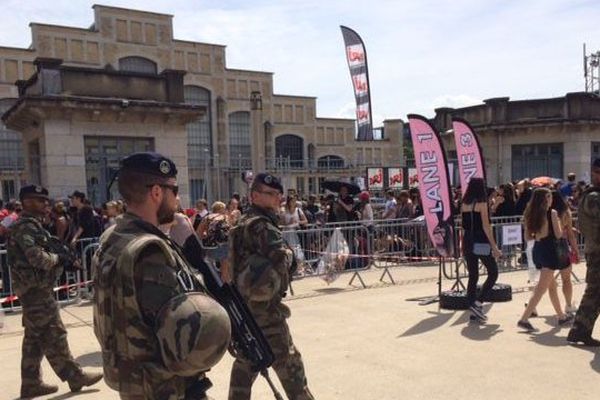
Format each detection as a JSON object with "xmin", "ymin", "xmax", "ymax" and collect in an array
[
  {"xmin": 19, "ymin": 184, "xmax": 49, "ymax": 201},
  {"xmin": 252, "ymin": 172, "xmax": 283, "ymax": 194},
  {"xmin": 120, "ymin": 152, "xmax": 177, "ymax": 178}
]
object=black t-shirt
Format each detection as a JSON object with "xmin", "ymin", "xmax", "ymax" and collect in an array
[
  {"xmin": 77, "ymin": 205, "xmax": 98, "ymax": 238},
  {"xmin": 334, "ymin": 195, "xmax": 355, "ymax": 221}
]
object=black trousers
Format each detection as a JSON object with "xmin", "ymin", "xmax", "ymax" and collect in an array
[{"xmin": 464, "ymin": 252, "xmax": 498, "ymax": 306}]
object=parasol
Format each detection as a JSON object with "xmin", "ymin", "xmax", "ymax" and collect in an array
[
  {"xmin": 530, "ymin": 176, "xmax": 560, "ymax": 187},
  {"xmin": 321, "ymin": 180, "xmax": 361, "ymax": 195}
]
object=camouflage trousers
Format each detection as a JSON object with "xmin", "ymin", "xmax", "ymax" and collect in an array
[
  {"xmin": 228, "ymin": 316, "xmax": 313, "ymax": 400},
  {"xmin": 20, "ymin": 288, "xmax": 82, "ymax": 386},
  {"xmin": 571, "ymin": 255, "xmax": 600, "ymax": 335}
]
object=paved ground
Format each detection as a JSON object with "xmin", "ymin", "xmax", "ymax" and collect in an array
[{"xmin": 0, "ymin": 262, "xmax": 598, "ymax": 400}]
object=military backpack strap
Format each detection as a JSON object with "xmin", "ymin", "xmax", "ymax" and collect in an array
[{"xmin": 229, "ymin": 215, "xmax": 270, "ymax": 278}]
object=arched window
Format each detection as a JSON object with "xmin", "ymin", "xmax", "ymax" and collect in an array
[
  {"xmin": 318, "ymin": 155, "xmax": 345, "ymax": 169},
  {"xmin": 275, "ymin": 134, "xmax": 304, "ymax": 169},
  {"xmin": 118, "ymin": 56, "xmax": 157, "ymax": 74},
  {"xmin": 229, "ymin": 112, "xmax": 251, "ymax": 168}
]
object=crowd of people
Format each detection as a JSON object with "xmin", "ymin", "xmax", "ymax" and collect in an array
[{"xmin": 0, "ymin": 171, "xmax": 592, "ymax": 297}]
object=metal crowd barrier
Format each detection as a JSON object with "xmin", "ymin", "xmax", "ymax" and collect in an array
[
  {"xmin": 0, "ymin": 214, "xmax": 588, "ymax": 310},
  {"xmin": 283, "ymin": 224, "xmax": 372, "ymax": 288},
  {"xmin": 0, "ymin": 237, "xmax": 99, "ymax": 313},
  {"xmin": 441, "ymin": 215, "xmax": 584, "ymax": 282}
]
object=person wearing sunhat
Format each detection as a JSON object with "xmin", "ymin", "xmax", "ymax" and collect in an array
[{"xmin": 7, "ymin": 184, "xmax": 103, "ymax": 398}]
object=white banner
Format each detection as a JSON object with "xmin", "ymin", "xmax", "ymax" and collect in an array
[{"xmin": 502, "ymin": 224, "xmax": 522, "ymax": 246}]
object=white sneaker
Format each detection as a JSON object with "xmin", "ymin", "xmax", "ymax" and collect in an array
[{"xmin": 565, "ymin": 305, "xmax": 578, "ymax": 315}]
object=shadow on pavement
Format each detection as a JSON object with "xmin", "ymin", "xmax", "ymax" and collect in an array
[
  {"xmin": 11, "ymin": 389, "xmax": 101, "ymax": 400},
  {"xmin": 461, "ymin": 323, "xmax": 503, "ymax": 341},
  {"xmin": 591, "ymin": 350, "xmax": 600, "ymax": 374},
  {"xmin": 449, "ymin": 304, "xmax": 494, "ymax": 327},
  {"xmin": 75, "ymin": 351, "xmax": 102, "ymax": 367},
  {"xmin": 314, "ymin": 288, "xmax": 347, "ymax": 294},
  {"xmin": 567, "ymin": 343, "xmax": 600, "ymax": 373},
  {"xmin": 397, "ymin": 311, "xmax": 454, "ymax": 338},
  {"xmin": 46, "ymin": 389, "xmax": 101, "ymax": 400},
  {"xmin": 527, "ymin": 317, "xmax": 573, "ymax": 347}
]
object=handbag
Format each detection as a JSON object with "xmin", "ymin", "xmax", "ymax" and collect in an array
[
  {"xmin": 473, "ymin": 242, "xmax": 492, "ymax": 256},
  {"xmin": 470, "ymin": 203, "xmax": 491, "ymax": 256}
]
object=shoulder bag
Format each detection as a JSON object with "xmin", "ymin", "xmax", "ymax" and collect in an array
[{"xmin": 470, "ymin": 203, "xmax": 491, "ymax": 256}]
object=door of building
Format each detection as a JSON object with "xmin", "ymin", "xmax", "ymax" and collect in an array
[{"xmin": 84, "ymin": 137, "xmax": 154, "ymax": 205}]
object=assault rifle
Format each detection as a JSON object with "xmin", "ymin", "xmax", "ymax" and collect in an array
[
  {"xmin": 180, "ymin": 234, "xmax": 285, "ymax": 400},
  {"xmin": 45, "ymin": 236, "xmax": 81, "ymax": 272}
]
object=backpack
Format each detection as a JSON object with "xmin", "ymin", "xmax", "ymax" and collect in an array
[{"xmin": 202, "ymin": 214, "xmax": 231, "ymax": 248}]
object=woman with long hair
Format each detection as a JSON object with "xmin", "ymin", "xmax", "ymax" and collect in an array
[
  {"xmin": 280, "ymin": 195, "xmax": 308, "ymax": 230},
  {"xmin": 198, "ymin": 201, "xmax": 232, "ymax": 283},
  {"xmin": 461, "ymin": 177, "xmax": 502, "ymax": 322},
  {"xmin": 227, "ymin": 198, "xmax": 242, "ymax": 226},
  {"xmin": 551, "ymin": 190, "xmax": 579, "ymax": 315},
  {"xmin": 50, "ymin": 201, "xmax": 71, "ymax": 241},
  {"xmin": 519, "ymin": 188, "xmax": 573, "ymax": 331},
  {"xmin": 280, "ymin": 195, "xmax": 308, "ymax": 274}
]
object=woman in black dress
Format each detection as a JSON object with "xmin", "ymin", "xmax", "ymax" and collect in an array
[
  {"xmin": 461, "ymin": 178, "xmax": 502, "ymax": 322},
  {"xmin": 519, "ymin": 188, "xmax": 573, "ymax": 332}
]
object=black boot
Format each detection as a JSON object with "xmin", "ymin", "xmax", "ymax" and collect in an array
[
  {"xmin": 20, "ymin": 382, "xmax": 59, "ymax": 398},
  {"xmin": 567, "ymin": 329, "xmax": 600, "ymax": 347}
]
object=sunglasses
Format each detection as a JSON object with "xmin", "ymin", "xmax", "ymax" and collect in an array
[
  {"xmin": 147, "ymin": 183, "xmax": 179, "ymax": 196},
  {"xmin": 256, "ymin": 189, "xmax": 281, "ymax": 197}
]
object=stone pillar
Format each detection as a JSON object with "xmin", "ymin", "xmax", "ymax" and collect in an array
[{"xmin": 42, "ymin": 119, "xmax": 87, "ymax": 198}]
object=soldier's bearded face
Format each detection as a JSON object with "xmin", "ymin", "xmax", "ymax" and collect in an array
[{"xmin": 157, "ymin": 195, "xmax": 176, "ymax": 224}]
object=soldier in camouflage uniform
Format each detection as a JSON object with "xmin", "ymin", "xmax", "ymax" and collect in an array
[
  {"xmin": 7, "ymin": 185, "xmax": 103, "ymax": 399},
  {"xmin": 567, "ymin": 158, "xmax": 600, "ymax": 346},
  {"xmin": 93, "ymin": 152, "xmax": 231, "ymax": 400},
  {"xmin": 229, "ymin": 173, "xmax": 314, "ymax": 400}
]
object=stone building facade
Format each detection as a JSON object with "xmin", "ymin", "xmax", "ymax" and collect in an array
[
  {"xmin": 435, "ymin": 93, "xmax": 600, "ymax": 186},
  {"xmin": 0, "ymin": 4, "xmax": 403, "ymax": 205}
]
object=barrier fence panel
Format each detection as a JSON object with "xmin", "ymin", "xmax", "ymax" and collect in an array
[
  {"xmin": 0, "ymin": 237, "xmax": 99, "ymax": 313},
  {"xmin": 283, "ymin": 224, "xmax": 372, "ymax": 288},
  {"xmin": 0, "ymin": 215, "xmax": 589, "ymax": 307}
]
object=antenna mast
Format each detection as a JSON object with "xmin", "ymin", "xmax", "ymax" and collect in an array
[{"xmin": 584, "ymin": 43, "xmax": 600, "ymax": 95}]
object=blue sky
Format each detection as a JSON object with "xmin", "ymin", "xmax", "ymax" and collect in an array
[{"xmin": 2, "ymin": 0, "xmax": 599, "ymax": 124}]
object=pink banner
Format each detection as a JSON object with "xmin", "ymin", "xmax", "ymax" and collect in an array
[
  {"xmin": 452, "ymin": 118, "xmax": 486, "ymax": 191},
  {"xmin": 408, "ymin": 114, "xmax": 454, "ymax": 258}
]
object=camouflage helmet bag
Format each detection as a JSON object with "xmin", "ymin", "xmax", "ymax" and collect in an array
[{"xmin": 155, "ymin": 292, "xmax": 231, "ymax": 376}]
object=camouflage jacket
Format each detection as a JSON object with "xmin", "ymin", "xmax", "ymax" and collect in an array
[
  {"xmin": 93, "ymin": 212, "xmax": 207, "ymax": 399},
  {"xmin": 230, "ymin": 205, "xmax": 294, "ymax": 314},
  {"xmin": 579, "ymin": 187, "xmax": 600, "ymax": 256},
  {"xmin": 6, "ymin": 212, "xmax": 61, "ymax": 297}
]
